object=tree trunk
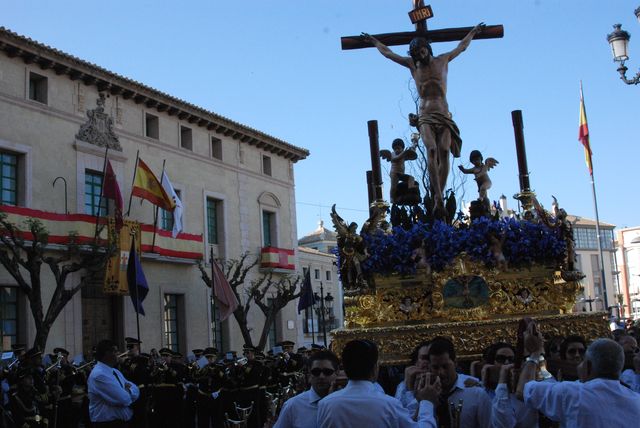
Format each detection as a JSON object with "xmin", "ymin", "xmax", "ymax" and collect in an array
[
  {"xmin": 257, "ymin": 309, "xmax": 277, "ymax": 351},
  {"xmin": 232, "ymin": 308, "xmax": 254, "ymax": 348},
  {"xmin": 33, "ymin": 324, "xmax": 51, "ymax": 352}
]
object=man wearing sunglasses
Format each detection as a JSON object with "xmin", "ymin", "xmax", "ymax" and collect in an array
[{"xmin": 274, "ymin": 350, "xmax": 339, "ymax": 428}]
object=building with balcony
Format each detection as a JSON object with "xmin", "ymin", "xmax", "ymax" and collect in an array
[
  {"xmin": 0, "ymin": 27, "xmax": 308, "ymax": 355},
  {"xmin": 570, "ymin": 215, "xmax": 618, "ymax": 314},
  {"xmin": 616, "ymin": 227, "xmax": 640, "ymax": 320},
  {"xmin": 297, "ymin": 220, "xmax": 342, "ymax": 348}
]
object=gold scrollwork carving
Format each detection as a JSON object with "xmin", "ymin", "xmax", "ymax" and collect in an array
[
  {"xmin": 344, "ymin": 257, "xmax": 581, "ymax": 328},
  {"xmin": 333, "ymin": 313, "xmax": 610, "ymax": 365}
]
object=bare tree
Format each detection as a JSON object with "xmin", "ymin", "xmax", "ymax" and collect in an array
[
  {"xmin": 0, "ymin": 213, "xmax": 114, "ymax": 350},
  {"xmin": 199, "ymin": 253, "xmax": 301, "ymax": 351}
]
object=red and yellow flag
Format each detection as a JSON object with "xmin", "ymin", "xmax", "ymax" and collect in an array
[
  {"xmin": 131, "ymin": 158, "xmax": 175, "ymax": 211},
  {"xmin": 578, "ymin": 83, "xmax": 593, "ymax": 176}
]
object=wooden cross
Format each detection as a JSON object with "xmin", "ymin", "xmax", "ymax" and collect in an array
[{"xmin": 341, "ymin": 1, "xmax": 503, "ymax": 50}]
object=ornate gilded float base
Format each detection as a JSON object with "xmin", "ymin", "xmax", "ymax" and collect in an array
[
  {"xmin": 345, "ymin": 261, "xmax": 580, "ymax": 328},
  {"xmin": 332, "ymin": 312, "xmax": 609, "ymax": 365}
]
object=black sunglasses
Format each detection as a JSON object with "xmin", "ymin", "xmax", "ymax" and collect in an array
[
  {"xmin": 310, "ymin": 368, "xmax": 335, "ymax": 377},
  {"xmin": 494, "ymin": 355, "xmax": 514, "ymax": 364},
  {"xmin": 567, "ymin": 348, "xmax": 586, "ymax": 356}
]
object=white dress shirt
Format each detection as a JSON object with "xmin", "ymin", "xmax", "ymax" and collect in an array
[
  {"xmin": 317, "ymin": 380, "xmax": 436, "ymax": 428},
  {"xmin": 401, "ymin": 373, "xmax": 490, "ymax": 428},
  {"xmin": 394, "ymin": 380, "xmax": 416, "ymax": 409},
  {"xmin": 275, "ymin": 388, "xmax": 323, "ymax": 428},
  {"xmin": 524, "ymin": 377, "xmax": 640, "ymax": 427},
  {"xmin": 491, "ymin": 383, "xmax": 538, "ymax": 428},
  {"xmin": 88, "ymin": 361, "xmax": 140, "ymax": 422},
  {"xmin": 621, "ymin": 369, "xmax": 640, "ymax": 393}
]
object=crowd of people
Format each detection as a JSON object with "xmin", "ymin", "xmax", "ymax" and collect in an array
[
  {"xmin": 0, "ymin": 338, "xmax": 312, "ymax": 427},
  {"xmin": 2, "ymin": 318, "xmax": 640, "ymax": 427},
  {"xmin": 273, "ymin": 318, "xmax": 640, "ymax": 428}
]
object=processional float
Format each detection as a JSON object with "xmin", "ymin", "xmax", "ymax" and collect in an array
[{"xmin": 330, "ymin": 1, "xmax": 608, "ymax": 364}]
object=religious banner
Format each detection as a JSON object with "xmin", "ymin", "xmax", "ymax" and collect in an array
[{"xmin": 104, "ymin": 219, "xmax": 141, "ymax": 295}]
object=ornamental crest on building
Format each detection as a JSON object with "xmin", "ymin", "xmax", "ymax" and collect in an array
[{"xmin": 75, "ymin": 93, "xmax": 122, "ymax": 151}]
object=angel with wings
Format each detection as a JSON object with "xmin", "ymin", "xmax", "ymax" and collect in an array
[
  {"xmin": 379, "ymin": 134, "xmax": 419, "ymax": 204},
  {"xmin": 330, "ymin": 204, "xmax": 386, "ymax": 289},
  {"xmin": 458, "ymin": 150, "xmax": 499, "ymax": 204}
]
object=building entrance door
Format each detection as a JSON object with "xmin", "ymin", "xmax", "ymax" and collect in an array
[{"xmin": 81, "ymin": 277, "xmax": 123, "ymax": 355}]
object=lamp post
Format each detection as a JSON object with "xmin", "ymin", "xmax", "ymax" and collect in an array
[
  {"xmin": 324, "ymin": 292, "xmax": 334, "ymax": 329},
  {"xmin": 314, "ymin": 284, "xmax": 335, "ymax": 348},
  {"xmin": 607, "ymin": 7, "xmax": 640, "ymax": 84}
]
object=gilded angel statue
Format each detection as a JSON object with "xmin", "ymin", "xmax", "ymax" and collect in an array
[{"xmin": 330, "ymin": 204, "xmax": 386, "ymax": 290}]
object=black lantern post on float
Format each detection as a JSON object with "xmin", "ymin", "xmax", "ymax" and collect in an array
[{"xmin": 607, "ymin": 7, "xmax": 640, "ymax": 84}]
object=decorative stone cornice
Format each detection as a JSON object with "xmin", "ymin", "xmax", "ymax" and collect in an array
[{"xmin": 0, "ymin": 27, "xmax": 309, "ymax": 162}]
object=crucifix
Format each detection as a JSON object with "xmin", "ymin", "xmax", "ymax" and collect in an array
[
  {"xmin": 341, "ymin": 1, "xmax": 503, "ymax": 50},
  {"xmin": 343, "ymin": 1, "xmax": 503, "ymax": 215}
]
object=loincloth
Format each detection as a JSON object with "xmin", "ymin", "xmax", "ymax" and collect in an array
[{"xmin": 417, "ymin": 112, "xmax": 462, "ymax": 158}]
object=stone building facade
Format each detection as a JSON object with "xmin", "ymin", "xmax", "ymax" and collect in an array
[
  {"xmin": 296, "ymin": 220, "xmax": 343, "ymax": 348},
  {"xmin": 0, "ymin": 27, "xmax": 308, "ymax": 356}
]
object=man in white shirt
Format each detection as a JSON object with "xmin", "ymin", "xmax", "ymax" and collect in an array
[
  {"xmin": 88, "ymin": 339, "xmax": 140, "ymax": 427},
  {"xmin": 275, "ymin": 350, "xmax": 339, "ymax": 428},
  {"xmin": 518, "ymin": 322, "xmax": 640, "ymax": 427},
  {"xmin": 317, "ymin": 339, "xmax": 437, "ymax": 428},
  {"xmin": 426, "ymin": 337, "xmax": 492, "ymax": 428}
]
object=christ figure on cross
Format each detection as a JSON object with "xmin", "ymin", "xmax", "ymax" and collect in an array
[{"xmin": 363, "ymin": 23, "xmax": 484, "ymax": 215}]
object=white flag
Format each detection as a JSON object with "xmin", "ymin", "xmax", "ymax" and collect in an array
[{"xmin": 161, "ymin": 171, "xmax": 183, "ymax": 238}]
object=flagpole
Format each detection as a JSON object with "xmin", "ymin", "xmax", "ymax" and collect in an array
[
  {"xmin": 210, "ymin": 248, "xmax": 219, "ymax": 349},
  {"xmin": 126, "ymin": 150, "xmax": 140, "ymax": 217},
  {"xmin": 581, "ymin": 82, "xmax": 609, "ymax": 311},
  {"xmin": 132, "ymin": 235, "xmax": 142, "ymax": 347},
  {"xmin": 93, "ymin": 146, "xmax": 109, "ymax": 242},
  {"xmin": 590, "ymin": 169, "xmax": 609, "ymax": 310},
  {"xmin": 151, "ymin": 160, "xmax": 166, "ymax": 253},
  {"xmin": 310, "ymin": 267, "xmax": 316, "ymax": 345}
]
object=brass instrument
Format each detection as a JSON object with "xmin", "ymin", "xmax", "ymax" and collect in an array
[{"xmin": 45, "ymin": 353, "xmax": 63, "ymax": 372}]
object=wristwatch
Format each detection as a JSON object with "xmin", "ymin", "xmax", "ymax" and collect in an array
[{"xmin": 525, "ymin": 355, "xmax": 544, "ymax": 365}]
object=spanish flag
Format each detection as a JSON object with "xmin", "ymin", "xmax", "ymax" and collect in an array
[
  {"xmin": 578, "ymin": 82, "xmax": 593, "ymax": 176},
  {"xmin": 131, "ymin": 158, "xmax": 175, "ymax": 211}
]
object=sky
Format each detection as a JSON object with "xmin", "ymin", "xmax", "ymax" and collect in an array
[{"xmin": 3, "ymin": 0, "xmax": 640, "ymax": 239}]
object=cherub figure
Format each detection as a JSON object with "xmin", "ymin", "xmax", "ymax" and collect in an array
[
  {"xmin": 516, "ymin": 288, "xmax": 533, "ymax": 306},
  {"xmin": 488, "ymin": 230, "xmax": 507, "ymax": 270},
  {"xmin": 380, "ymin": 135, "xmax": 419, "ymax": 204},
  {"xmin": 458, "ymin": 150, "xmax": 499, "ymax": 207},
  {"xmin": 410, "ymin": 238, "xmax": 432, "ymax": 275},
  {"xmin": 399, "ymin": 296, "xmax": 419, "ymax": 315}
]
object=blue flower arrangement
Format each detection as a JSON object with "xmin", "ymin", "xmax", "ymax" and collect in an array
[{"xmin": 360, "ymin": 218, "xmax": 566, "ymax": 277}]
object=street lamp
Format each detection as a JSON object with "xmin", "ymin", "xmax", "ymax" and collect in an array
[
  {"xmin": 607, "ymin": 7, "xmax": 640, "ymax": 84},
  {"xmin": 314, "ymin": 283, "xmax": 334, "ymax": 348}
]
